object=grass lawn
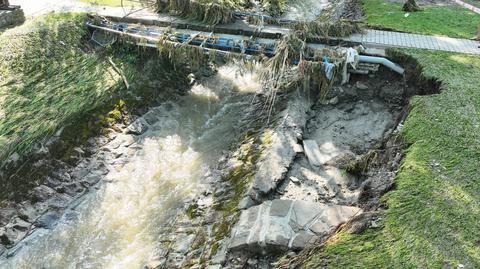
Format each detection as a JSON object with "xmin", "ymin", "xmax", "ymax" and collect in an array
[
  {"xmin": 0, "ymin": 12, "xmax": 191, "ymax": 169},
  {"xmin": 363, "ymin": 0, "xmax": 480, "ymax": 38},
  {"xmin": 303, "ymin": 49, "xmax": 480, "ymax": 268},
  {"xmin": 0, "ymin": 12, "xmax": 192, "ymax": 199},
  {"xmin": 0, "ymin": 13, "xmax": 123, "ymax": 165}
]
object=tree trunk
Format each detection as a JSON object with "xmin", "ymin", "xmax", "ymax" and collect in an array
[{"xmin": 403, "ymin": 0, "xmax": 421, "ymax": 12}]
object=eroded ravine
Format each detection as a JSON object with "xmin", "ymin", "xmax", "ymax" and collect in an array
[{"xmin": 0, "ymin": 64, "xmax": 262, "ymax": 269}]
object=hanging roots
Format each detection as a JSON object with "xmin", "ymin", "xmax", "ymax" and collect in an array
[
  {"xmin": 260, "ymin": 33, "xmax": 345, "ymax": 122},
  {"xmin": 158, "ymin": 0, "xmax": 238, "ymax": 25},
  {"xmin": 293, "ymin": 19, "xmax": 363, "ymax": 38}
]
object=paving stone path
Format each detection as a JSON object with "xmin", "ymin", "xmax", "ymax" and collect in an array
[{"xmin": 348, "ymin": 29, "xmax": 480, "ymax": 55}]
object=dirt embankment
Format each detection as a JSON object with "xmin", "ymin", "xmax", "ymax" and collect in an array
[{"xmin": 217, "ymin": 54, "xmax": 441, "ymax": 268}]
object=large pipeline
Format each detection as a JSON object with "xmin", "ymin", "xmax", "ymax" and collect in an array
[{"xmin": 87, "ymin": 21, "xmax": 405, "ymax": 75}]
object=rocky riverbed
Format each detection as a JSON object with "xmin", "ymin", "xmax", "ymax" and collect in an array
[
  {"xmin": 0, "ymin": 57, "xmax": 420, "ymax": 268},
  {"xmin": 0, "ymin": 62, "xmax": 265, "ymax": 268}
]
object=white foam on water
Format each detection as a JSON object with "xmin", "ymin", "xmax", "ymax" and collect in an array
[{"xmin": 0, "ymin": 64, "xmax": 262, "ymax": 269}]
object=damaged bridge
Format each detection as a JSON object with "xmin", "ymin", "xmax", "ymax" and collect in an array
[
  {"xmin": 89, "ymin": 7, "xmax": 480, "ymax": 56},
  {"xmin": 87, "ymin": 17, "xmax": 406, "ymax": 83}
]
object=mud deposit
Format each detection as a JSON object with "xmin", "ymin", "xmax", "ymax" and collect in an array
[
  {"xmin": 222, "ymin": 68, "xmax": 423, "ymax": 268},
  {"xmin": 279, "ymin": 95, "xmax": 402, "ymax": 204},
  {"xmin": 0, "ymin": 55, "xmax": 432, "ymax": 268}
]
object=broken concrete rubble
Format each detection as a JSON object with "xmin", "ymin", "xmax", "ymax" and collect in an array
[
  {"xmin": 229, "ymin": 199, "xmax": 361, "ymax": 252},
  {"xmin": 238, "ymin": 92, "xmax": 310, "ymax": 209},
  {"xmin": 126, "ymin": 117, "xmax": 149, "ymax": 135}
]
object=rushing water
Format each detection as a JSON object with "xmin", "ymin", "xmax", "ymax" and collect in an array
[
  {"xmin": 282, "ymin": 0, "xmax": 331, "ymax": 21},
  {"xmin": 0, "ymin": 64, "xmax": 261, "ymax": 269}
]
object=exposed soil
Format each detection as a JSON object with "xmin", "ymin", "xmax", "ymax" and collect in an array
[
  {"xmin": 276, "ymin": 69, "xmax": 411, "ymax": 207},
  {"xmin": 219, "ymin": 57, "xmax": 441, "ymax": 268}
]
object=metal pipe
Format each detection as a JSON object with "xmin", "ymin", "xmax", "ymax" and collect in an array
[
  {"xmin": 359, "ymin": 55, "xmax": 405, "ymax": 75},
  {"xmin": 88, "ymin": 22, "xmax": 407, "ymax": 76}
]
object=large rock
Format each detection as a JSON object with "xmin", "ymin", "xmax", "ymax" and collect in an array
[
  {"xmin": 250, "ymin": 131, "xmax": 298, "ymax": 197},
  {"xmin": 34, "ymin": 211, "xmax": 60, "ymax": 229},
  {"xmin": 0, "ymin": 226, "xmax": 27, "ymax": 246},
  {"xmin": 30, "ymin": 185, "xmax": 56, "ymax": 203},
  {"xmin": 107, "ymin": 134, "xmax": 135, "ymax": 150},
  {"xmin": 17, "ymin": 201, "xmax": 38, "ymax": 222},
  {"xmin": 0, "ymin": 207, "xmax": 16, "ymax": 226},
  {"xmin": 143, "ymin": 108, "xmax": 164, "ymax": 125},
  {"xmin": 126, "ymin": 118, "xmax": 149, "ymax": 135},
  {"xmin": 228, "ymin": 199, "xmax": 361, "ymax": 253},
  {"xmin": 11, "ymin": 217, "xmax": 30, "ymax": 232},
  {"xmin": 238, "ymin": 94, "xmax": 310, "ymax": 208},
  {"xmin": 354, "ymin": 81, "xmax": 369, "ymax": 90},
  {"xmin": 172, "ymin": 234, "xmax": 196, "ymax": 254}
]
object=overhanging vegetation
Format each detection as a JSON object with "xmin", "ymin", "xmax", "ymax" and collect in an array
[
  {"xmin": 0, "ymin": 13, "xmax": 122, "ymax": 167},
  {"xmin": 0, "ymin": 13, "xmax": 190, "ymax": 169},
  {"xmin": 155, "ymin": 0, "xmax": 245, "ymax": 24},
  {"xmin": 154, "ymin": 0, "xmax": 291, "ymax": 23}
]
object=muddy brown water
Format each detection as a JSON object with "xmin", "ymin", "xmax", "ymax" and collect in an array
[{"xmin": 0, "ymin": 64, "xmax": 262, "ymax": 268}]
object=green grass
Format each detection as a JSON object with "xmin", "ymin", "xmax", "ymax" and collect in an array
[
  {"xmin": 0, "ymin": 12, "xmax": 192, "ymax": 168},
  {"xmin": 0, "ymin": 13, "xmax": 125, "ymax": 165},
  {"xmin": 303, "ymin": 50, "xmax": 480, "ymax": 268},
  {"xmin": 363, "ymin": 0, "xmax": 480, "ymax": 38}
]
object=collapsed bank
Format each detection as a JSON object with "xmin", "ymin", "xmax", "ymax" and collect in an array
[{"xmin": 0, "ymin": 4, "xmax": 442, "ymax": 269}]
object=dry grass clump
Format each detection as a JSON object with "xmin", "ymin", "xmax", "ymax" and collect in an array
[
  {"xmin": 260, "ymin": 33, "xmax": 345, "ymax": 121},
  {"xmin": 293, "ymin": 19, "xmax": 363, "ymax": 38},
  {"xmin": 154, "ymin": 0, "xmax": 289, "ymax": 23},
  {"xmin": 260, "ymin": 0, "xmax": 286, "ymax": 17},
  {"xmin": 0, "ymin": 14, "xmax": 122, "ymax": 167},
  {"xmin": 158, "ymin": 0, "xmax": 242, "ymax": 25},
  {"xmin": 155, "ymin": 33, "xmax": 262, "ymax": 70}
]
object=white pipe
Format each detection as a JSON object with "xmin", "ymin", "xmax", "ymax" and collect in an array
[{"xmin": 359, "ymin": 55, "xmax": 405, "ymax": 75}]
